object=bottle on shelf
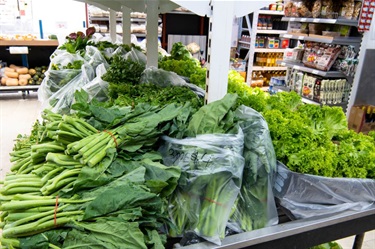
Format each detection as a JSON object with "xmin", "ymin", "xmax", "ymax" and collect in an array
[{"xmin": 266, "ymin": 53, "xmax": 272, "ymax": 67}]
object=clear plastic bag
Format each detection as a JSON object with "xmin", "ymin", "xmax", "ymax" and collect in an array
[
  {"xmin": 159, "ymin": 131, "xmax": 245, "ymax": 245},
  {"xmin": 274, "ymin": 161, "xmax": 375, "ymax": 219},
  {"xmin": 38, "ymin": 50, "xmax": 86, "ymax": 103},
  {"xmin": 81, "ymin": 63, "xmax": 109, "ymax": 102},
  {"xmin": 139, "ymin": 66, "xmax": 205, "ymax": 98},
  {"xmin": 45, "ymin": 63, "xmax": 95, "ymax": 114},
  {"xmin": 124, "ymin": 47, "xmax": 147, "ymax": 66},
  {"xmin": 228, "ymin": 105, "xmax": 279, "ymax": 233},
  {"xmin": 84, "ymin": 45, "xmax": 109, "ymax": 70}
]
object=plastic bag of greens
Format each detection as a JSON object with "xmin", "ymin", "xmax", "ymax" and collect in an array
[
  {"xmin": 228, "ymin": 105, "xmax": 279, "ymax": 233},
  {"xmin": 274, "ymin": 161, "xmax": 375, "ymax": 219},
  {"xmin": 159, "ymin": 130, "xmax": 244, "ymax": 245},
  {"xmin": 124, "ymin": 47, "xmax": 147, "ymax": 65},
  {"xmin": 139, "ymin": 66, "xmax": 205, "ymax": 97},
  {"xmin": 38, "ymin": 51, "xmax": 85, "ymax": 103},
  {"xmin": 45, "ymin": 63, "xmax": 95, "ymax": 114},
  {"xmin": 81, "ymin": 63, "xmax": 109, "ymax": 102},
  {"xmin": 84, "ymin": 45, "xmax": 109, "ymax": 69}
]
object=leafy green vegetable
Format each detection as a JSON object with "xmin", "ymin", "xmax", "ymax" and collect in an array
[
  {"xmin": 169, "ymin": 42, "xmax": 192, "ymax": 61},
  {"xmin": 185, "ymin": 93, "xmax": 238, "ymax": 137},
  {"xmin": 102, "ymin": 55, "xmax": 145, "ymax": 91}
]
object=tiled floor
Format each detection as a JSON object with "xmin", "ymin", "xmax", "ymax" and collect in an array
[{"xmin": 0, "ymin": 92, "xmax": 374, "ymax": 248}]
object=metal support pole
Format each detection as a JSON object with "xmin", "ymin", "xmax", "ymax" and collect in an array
[
  {"xmin": 109, "ymin": 9, "xmax": 117, "ymax": 42},
  {"xmin": 146, "ymin": 0, "xmax": 159, "ymax": 68},
  {"xmin": 352, "ymin": 233, "xmax": 365, "ymax": 249},
  {"xmin": 122, "ymin": 5, "xmax": 131, "ymax": 45},
  {"xmin": 205, "ymin": 0, "xmax": 234, "ymax": 103}
]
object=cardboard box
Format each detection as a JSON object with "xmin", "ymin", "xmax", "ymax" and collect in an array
[{"xmin": 348, "ymin": 106, "xmax": 375, "ymax": 134}]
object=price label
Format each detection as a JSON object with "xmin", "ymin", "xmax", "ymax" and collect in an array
[
  {"xmin": 313, "ymin": 18, "xmax": 321, "ymax": 22},
  {"xmin": 281, "ymin": 62, "xmax": 286, "ymax": 66},
  {"xmin": 290, "ymin": 18, "xmax": 296, "ymax": 21},
  {"xmin": 301, "ymin": 18, "xmax": 307, "ymax": 22},
  {"xmin": 298, "ymin": 36, "xmax": 305, "ymax": 40},
  {"xmin": 284, "ymin": 34, "xmax": 293, "ymax": 38},
  {"xmin": 9, "ymin": 46, "xmax": 29, "ymax": 54},
  {"xmin": 294, "ymin": 65, "xmax": 300, "ymax": 70},
  {"xmin": 312, "ymin": 70, "xmax": 319, "ymax": 75}
]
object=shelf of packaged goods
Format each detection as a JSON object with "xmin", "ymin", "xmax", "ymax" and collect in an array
[
  {"xmin": 280, "ymin": 33, "xmax": 362, "ymax": 45},
  {"xmin": 99, "ymin": 32, "xmax": 161, "ymax": 38},
  {"xmin": 256, "ymin": 29, "xmax": 288, "ymax": 34},
  {"xmin": 0, "ymin": 40, "xmax": 59, "ymax": 46},
  {"xmin": 90, "ymin": 16, "xmax": 162, "ymax": 22},
  {"xmin": 238, "ymin": 40, "xmax": 251, "ymax": 46},
  {"xmin": 274, "ymin": 86, "xmax": 349, "ymax": 107},
  {"xmin": 255, "ymin": 48, "xmax": 286, "ymax": 53},
  {"xmin": 259, "ymin": 10, "xmax": 285, "ymax": 16},
  {"xmin": 252, "ymin": 66, "xmax": 287, "ymax": 71},
  {"xmin": 281, "ymin": 17, "xmax": 359, "ymax": 26},
  {"xmin": 279, "ymin": 60, "xmax": 346, "ymax": 78}
]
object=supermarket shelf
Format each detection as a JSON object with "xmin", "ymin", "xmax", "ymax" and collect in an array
[
  {"xmin": 257, "ymin": 29, "xmax": 288, "ymax": 34},
  {"xmin": 259, "ymin": 10, "xmax": 285, "ymax": 16},
  {"xmin": 279, "ymin": 60, "xmax": 346, "ymax": 78},
  {"xmin": 255, "ymin": 48, "xmax": 286, "ymax": 53},
  {"xmin": 280, "ymin": 33, "xmax": 362, "ymax": 45},
  {"xmin": 238, "ymin": 40, "xmax": 251, "ymax": 45},
  {"xmin": 282, "ymin": 17, "xmax": 359, "ymax": 26},
  {"xmin": 99, "ymin": 32, "xmax": 162, "ymax": 38},
  {"xmin": 252, "ymin": 66, "xmax": 287, "ymax": 71},
  {"xmin": 301, "ymin": 97, "xmax": 321, "ymax": 105},
  {"xmin": 0, "ymin": 40, "xmax": 59, "ymax": 46},
  {"xmin": 0, "ymin": 85, "xmax": 39, "ymax": 99},
  {"xmin": 90, "ymin": 16, "xmax": 162, "ymax": 22},
  {"xmin": 274, "ymin": 86, "xmax": 349, "ymax": 108}
]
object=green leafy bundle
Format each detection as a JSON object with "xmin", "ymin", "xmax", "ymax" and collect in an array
[
  {"xmin": 162, "ymin": 94, "xmax": 245, "ymax": 244},
  {"xmin": 0, "ymin": 94, "xmax": 186, "ymax": 248},
  {"xmin": 59, "ymin": 27, "xmax": 96, "ymax": 55},
  {"xmin": 257, "ymin": 91, "xmax": 375, "ymax": 178},
  {"xmin": 159, "ymin": 42, "xmax": 206, "ymax": 89}
]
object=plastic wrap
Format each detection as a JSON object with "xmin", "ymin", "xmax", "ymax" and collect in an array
[
  {"xmin": 274, "ymin": 161, "xmax": 375, "ymax": 219},
  {"xmin": 45, "ymin": 63, "xmax": 95, "ymax": 114},
  {"xmin": 159, "ymin": 131, "xmax": 245, "ymax": 245},
  {"xmin": 83, "ymin": 46, "xmax": 109, "ymax": 69},
  {"xmin": 124, "ymin": 47, "xmax": 147, "ymax": 65},
  {"xmin": 139, "ymin": 66, "xmax": 205, "ymax": 98},
  {"xmin": 81, "ymin": 63, "xmax": 109, "ymax": 102},
  {"xmin": 38, "ymin": 51, "xmax": 86, "ymax": 103},
  {"xmin": 228, "ymin": 105, "xmax": 279, "ymax": 233}
]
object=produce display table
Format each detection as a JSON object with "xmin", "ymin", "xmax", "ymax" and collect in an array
[
  {"xmin": 0, "ymin": 85, "xmax": 39, "ymax": 99},
  {"xmin": 180, "ymin": 205, "xmax": 375, "ymax": 249}
]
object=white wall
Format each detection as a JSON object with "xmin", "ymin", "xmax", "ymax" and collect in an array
[
  {"xmin": 361, "ymin": 16, "xmax": 375, "ymax": 49},
  {"xmin": 31, "ymin": 0, "xmax": 86, "ymax": 41},
  {"xmin": 346, "ymin": 16, "xmax": 375, "ymax": 117}
]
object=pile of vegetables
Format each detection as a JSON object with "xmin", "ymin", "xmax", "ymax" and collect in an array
[
  {"xmin": 1, "ymin": 65, "xmax": 47, "ymax": 86},
  {"xmin": 0, "ymin": 90, "xmax": 191, "ymax": 248},
  {"xmin": 2, "ymin": 31, "xmax": 375, "ymax": 248}
]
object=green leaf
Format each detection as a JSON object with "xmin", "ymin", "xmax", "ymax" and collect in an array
[
  {"xmin": 83, "ymin": 183, "xmax": 161, "ymax": 220},
  {"xmin": 64, "ymin": 220, "xmax": 147, "ymax": 249}
]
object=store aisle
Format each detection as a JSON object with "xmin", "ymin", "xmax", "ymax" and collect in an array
[
  {"xmin": 0, "ymin": 93, "xmax": 374, "ymax": 248},
  {"xmin": 0, "ymin": 92, "xmax": 41, "ymax": 181}
]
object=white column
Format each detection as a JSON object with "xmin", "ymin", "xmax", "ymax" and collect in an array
[
  {"xmin": 109, "ymin": 9, "xmax": 117, "ymax": 43},
  {"xmin": 122, "ymin": 5, "xmax": 132, "ymax": 45},
  {"xmin": 146, "ymin": 0, "xmax": 159, "ymax": 68},
  {"xmin": 205, "ymin": 0, "xmax": 234, "ymax": 103}
]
